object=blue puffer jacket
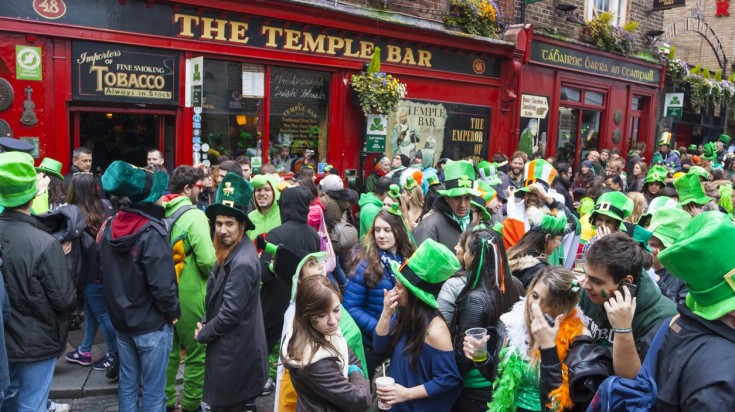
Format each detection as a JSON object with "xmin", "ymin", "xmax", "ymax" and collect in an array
[{"xmin": 343, "ymin": 250, "xmax": 403, "ymax": 349}]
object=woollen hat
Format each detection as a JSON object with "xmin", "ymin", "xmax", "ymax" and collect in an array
[
  {"xmin": 320, "ymin": 174, "xmax": 344, "ymax": 192},
  {"xmin": 719, "ymin": 134, "xmax": 731, "ymax": 144},
  {"xmin": 688, "ymin": 165, "xmax": 711, "ymax": 181},
  {"xmin": 644, "ymin": 165, "xmax": 668, "ymax": 185},
  {"xmin": 658, "ymin": 211, "xmax": 735, "ymax": 320},
  {"xmin": 674, "ymin": 173, "xmax": 713, "ymax": 206},
  {"xmin": 590, "ymin": 191, "xmax": 633, "ymax": 224},
  {"xmin": 35, "ymin": 157, "xmax": 64, "ymax": 179},
  {"xmin": 102, "ymin": 161, "xmax": 167, "ymax": 204},
  {"xmin": 0, "ymin": 152, "xmax": 38, "ymax": 208},
  {"xmin": 648, "ymin": 207, "xmax": 691, "ymax": 249},
  {"xmin": 515, "ymin": 159, "xmax": 558, "ymax": 198},
  {"xmin": 205, "ymin": 172, "xmax": 255, "ymax": 230},
  {"xmin": 391, "ymin": 239, "xmax": 460, "ymax": 308},
  {"xmin": 437, "ymin": 160, "xmax": 480, "ymax": 198}
]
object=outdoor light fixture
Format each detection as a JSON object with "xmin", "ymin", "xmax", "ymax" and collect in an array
[
  {"xmin": 555, "ymin": 4, "xmax": 577, "ymax": 12},
  {"xmin": 556, "ymin": 4, "xmax": 584, "ymax": 25},
  {"xmin": 646, "ymin": 30, "xmax": 665, "ymax": 38},
  {"xmin": 566, "ymin": 15, "xmax": 587, "ymax": 26}
]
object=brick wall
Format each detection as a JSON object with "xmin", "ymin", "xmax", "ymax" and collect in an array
[
  {"xmin": 339, "ymin": 0, "xmax": 450, "ymax": 21},
  {"xmin": 662, "ymin": 4, "xmax": 735, "ymax": 74}
]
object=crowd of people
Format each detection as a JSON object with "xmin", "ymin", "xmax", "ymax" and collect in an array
[{"xmin": 0, "ymin": 130, "xmax": 734, "ymax": 412}]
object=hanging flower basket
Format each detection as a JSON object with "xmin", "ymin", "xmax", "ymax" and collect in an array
[
  {"xmin": 444, "ymin": 0, "xmax": 502, "ymax": 37},
  {"xmin": 350, "ymin": 47, "xmax": 407, "ymax": 116}
]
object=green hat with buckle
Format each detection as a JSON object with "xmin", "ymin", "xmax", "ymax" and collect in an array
[
  {"xmin": 205, "ymin": 172, "xmax": 255, "ymax": 230},
  {"xmin": 0, "ymin": 152, "xmax": 38, "ymax": 208},
  {"xmin": 437, "ymin": 160, "xmax": 480, "ymax": 198},
  {"xmin": 102, "ymin": 160, "xmax": 168, "ymax": 204},
  {"xmin": 688, "ymin": 165, "xmax": 711, "ymax": 181},
  {"xmin": 675, "ymin": 173, "xmax": 713, "ymax": 206},
  {"xmin": 514, "ymin": 159, "xmax": 558, "ymax": 198},
  {"xmin": 719, "ymin": 134, "xmax": 731, "ymax": 144},
  {"xmin": 702, "ymin": 142, "xmax": 718, "ymax": 161},
  {"xmin": 658, "ymin": 211, "xmax": 735, "ymax": 320},
  {"xmin": 391, "ymin": 239, "xmax": 459, "ymax": 308},
  {"xmin": 590, "ymin": 191, "xmax": 633, "ymax": 225},
  {"xmin": 35, "ymin": 157, "xmax": 64, "ymax": 179},
  {"xmin": 648, "ymin": 207, "xmax": 692, "ymax": 248},
  {"xmin": 644, "ymin": 165, "xmax": 668, "ymax": 185}
]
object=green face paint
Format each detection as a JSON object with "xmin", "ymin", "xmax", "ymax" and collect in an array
[{"xmin": 601, "ymin": 290, "xmax": 607, "ymax": 298}]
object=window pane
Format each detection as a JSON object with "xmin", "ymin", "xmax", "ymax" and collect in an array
[
  {"xmin": 269, "ymin": 67, "xmax": 330, "ymax": 174},
  {"xmin": 579, "ymin": 110, "xmax": 601, "ymax": 165},
  {"xmin": 557, "ymin": 107, "xmax": 579, "ymax": 166},
  {"xmin": 631, "ymin": 97, "xmax": 641, "ymax": 110},
  {"xmin": 585, "ymin": 91, "xmax": 604, "ymax": 106},
  {"xmin": 561, "ymin": 87, "xmax": 581, "ymax": 102}
]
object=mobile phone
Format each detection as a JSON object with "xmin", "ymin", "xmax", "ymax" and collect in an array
[
  {"xmin": 618, "ymin": 281, "xmax": 638, "ymax": 298},
  {"xmin": 544, "ymin": 313, "xmax": 556, "ymax": 327}
]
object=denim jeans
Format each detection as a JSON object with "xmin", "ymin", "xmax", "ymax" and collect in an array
[
  {"xmin": 80, "ymin": 282, "xmax": 118, "ymax": 355},
  {"xmin": 118, "ymin": 324, "xmax": 173, "ymax": 412},
  {"xmin": 1, "ymin": 357, "xmax": 56, "ymax": 412}
]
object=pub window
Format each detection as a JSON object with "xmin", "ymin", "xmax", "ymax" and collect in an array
[
  {"xmin": 585, "ymin": 0, "xmax": 628, "ymax": 26},
  {"xmin": 268, "ymin": 67, "xmax": 330, "ymax": 175},
  {"xmin": 561, "ymin": 87, "xmax": 581, "ymax": 102},
  {"xmin": 199, "ymin": 59, "xmax": 264, "ymax": 166},
  {"xmin": 585, "ymin": 91, "xmax": 604, "ymax": 106}
]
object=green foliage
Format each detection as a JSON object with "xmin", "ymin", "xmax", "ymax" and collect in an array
[
  {"xmin": 367, "ymin": 47, "xmax": 381, "ymax": 74},
  {"xmin": 582, "ymin": 12, "xmax": 640, "ymax": 55},
  {"xmin": 444, "ymin": 0, "xmax": 501, "ymax": 37},
  {"xmin": 715, "ymin": 70, "xmax": 723, "ymax": 82},
  {"xmin": 669, "ymin": 47, "xmax": 676, "ymax": 60},
  {"xmin": 622, "ymin": 21, "xmax": 639, "ymax": 32},
  {"xmin": 350, "ymin": 49, "xmax": 408, "ymax": 116}
]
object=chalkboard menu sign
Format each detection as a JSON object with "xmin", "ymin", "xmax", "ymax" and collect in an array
[{"xmin": 269, "ymin": 67, "xmax": 329, "ymax": 160}]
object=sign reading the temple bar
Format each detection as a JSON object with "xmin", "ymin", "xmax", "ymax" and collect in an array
[
  {"xmin": 652, "ymin": 0, "xmax": 686, "ymax": 11},
  {"xmin": 530, "ymin": 42, "xmax": 661, "ymax": 85},
  {"xmin": 72, "ymin": 41, "xmax": 178, "ymax": 104}
]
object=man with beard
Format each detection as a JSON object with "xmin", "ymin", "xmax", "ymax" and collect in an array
[
  {"xmin": 196, "ymin": 172, "xmax": 267, "ymax": 412},
  {"xmin": 163, "ymin": 166, "xmax": 215, "ymax": 412},
  {"xmin": 652, "ymin": 133, "xmax": 681, "ymax": 172},
  {"xmin": 246, "ymin": 174, "xmax": 281, "ymax": 241},
  {"xmin": 500, "ymin": 151, "xmax": 527, "ymax": 194}
]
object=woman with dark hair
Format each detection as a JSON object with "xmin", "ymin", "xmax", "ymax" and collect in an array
[
  {"xmin": 572, "ymin": 160, "xmax": 595, "ymax": 190},
  {"xmin": 641, "ymin": 165, "xmax": 668, "ymax": 204},
  {"xmin": 419, "ymin": 176, "xmax": 444, "ymax": 221},
  {"xmin": 628, "ymin": 161, "xmax": 648, "ymax": 193},
  {"xmin": 63, "ymin": 173, "xmax": 118, "ymax": 374},
  {"xmin": 507, "ymin": 213, "xmax": 567, "ymax": 288},
  {"xmin": 374, "ymin": 239, "xmax": 463, "ymax": 411},
  {"xmin": 450, "ymin": 228, "xmax": 523, "ymax": 411},
  {"xmin": 343, "ymin": 208, "xmax": 415, "ymax": 377},
  {"xmin": 196, "ymin": 165, "xmax": 215, "ymax": 210},
  {"xmin": 282, "ymin": 275, "xmax": 371, "ymax": 411}
]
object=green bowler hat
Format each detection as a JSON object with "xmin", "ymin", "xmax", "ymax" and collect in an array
[
  {"xmin": 102, "ymin": 160, "xmax": 167, "ymax": 204},
  {"xmin": 391, "ymin": 239, "xmax": 460, "ymax": 308},
  {"xmin": 644, "ymin": 165, "xmax": 668, "ymax": 185},
  {"xmin": 205, "ymin": 172, "xmax": 255, "ymax": 230},
  {"xmin": 674, "ymin": 173, "xmax": 713, "ymax": 206},
  {"xmin": 590, "ymin": 191, "xmax": 633, "ymax": 225},
  {"xmin": 35, "ymin": 157, "xmax": 64, "ymax": 179},
  {"xmin": 648, "ymin": 207, "xmax": 692, "ymax": 249},
  {"xmin": 0, "ymin": 152, "xmax": 38, "ymax": 208},
  {"xmin": 658, "ymin": 211, "xmax": 735, "ymax": 320},
  {"xmin": 437, "ymin": 160, "xmax": 480, "ymax": 198}
]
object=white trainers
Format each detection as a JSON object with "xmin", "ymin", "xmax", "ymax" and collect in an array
[{"xmin": 48, "ymin": 401, "xmax": 71, "ymax": 412}]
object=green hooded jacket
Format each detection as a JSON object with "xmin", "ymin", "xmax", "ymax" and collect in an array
[
  {"xmin": 358, "ymin": 192, "xmax": 383, "ymax": 240},
  {"xmin": 247, "ymin": 174, "xmax": 281, "ymax": 240}
]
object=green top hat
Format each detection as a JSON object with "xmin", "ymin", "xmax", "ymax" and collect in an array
[
  {"xmin": 391, "ymin": 239, "xmax": 459, "ymax": 308},
  {"xmin": 688, "ymin": 144, "xmax": 698, "ymax": 152},
  {"xmin": 205, "ymin": 172, "xmax": 255, "ymax": 230},
  {"xmin": 590, "ymin": 191, "xmax": 633, "ymax": 224},
  {"xmin": 477, "ymin": 161, "xmax": 502, "ymax": 186},
  {"xmin": 702, "ymin": 142, "xmax": 718, "ymax": 161},
  {"xmin": 719, "ymin": 134, "xmax": 731, "ymax": 144},
  {"xmin": 102, "ymin": 160, "xmax": 168, "ymax": 204},
  {"xmin": 644, "ymin": 165, "xmax": 668, "ymax": 185},
  {"xmin": 687, "ymin": 165, "xmax": 711, "ymax": 181},
  {"xmin": 514, "ymin": 159, "xmax": 558, "ymax": 198},
  {"xmin": 648, "ymin": 207, "xmax": 692, "ymax": 248},
  {"xmin": 437, "ymin": 160, "xmax": 480, "ymax": 198},
  {"xmin": 426, "ymin": 175, "xmax": 441, "ymax": 187},
  {"xmin": 35, "ymin": 157, "xmax": 63, "ymax": 180},
  {"xmin": 0, "ymin": 152, "xmax": 38, "ymax": 208},
  {"xmin": 404, "ymin": 176, "xmax": 418, "ymax": 191},
  {"xmin": 658, "ymin": 211, "xmax": 735, "ymax": 320},
  {"xmin": 531, "ymin": 213, "xmax": 567, "ymax": 236},
  {"xmin": 659, "ymin": 132, "xmax": 672, "ymax": 146},
  {"xmin": 387, "ymin": 184, "xmax": 401, "ymax": 200},
  {"xmin": 674, "ymin": 173, "xmax": 713, "ymax": 206}
]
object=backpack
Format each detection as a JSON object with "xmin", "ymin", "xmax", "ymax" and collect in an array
[
  {"xmin": 586, "ymin": 316, "xmax": 675, "ymax": 412},
  {"xmin": 163, "ymin": 204, "xmax": 196, "ymax": 282},
  {"xmin": 332, "ymin": 210, "xmax": 358, "ymax": 252}
]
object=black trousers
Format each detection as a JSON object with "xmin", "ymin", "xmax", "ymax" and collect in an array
[{"xmin": 452, "ymin": 386, "xmax": 493, "ymax": 412}]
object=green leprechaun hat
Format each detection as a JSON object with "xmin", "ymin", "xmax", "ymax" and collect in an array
[
  {"xmin": 638, "ymin": 196, "xmax": 681, "ymax": 228},
  {"xmin": 648, "ymin": 207, "xmax": 692, "ymax": 249},
  {"xmin": 391, "ymin": 239, "xmax": 460, "ymax": 308},
  {"xmin": 470, "ymin": 181, "xmax": 498, "ymax": 222},
  {"xmin": 702, "ymin": 141, "xmax": 718, "ymax": 161},
  {"xmin": 477, "ymin": 160, "xmax": 502, "ymax": 186},
  {"xmin": 515, "ymin": 159, "xmax": 557, "ymax": 198},
  {"xmin": 102, "ymin": 160, "xmax": 168, "ymax": 204},
  {"xmin": 719, "ymin": 134, "xmax": 731, "ymax": 144},
  {"xmin": 0, "ymin": 152, "xmax": 38, "ymax": 208},
  {"xmin": 688, "ymin": 144, "xmax": 698, "ymax": 152},
  {"xmin": 658, "ymin": 211, "xmax": 735, "ymax": 320},
  {"xmin": 675, "ymin": 173, "xmax": 712, "ymax": 206},
  {"xmin": 687, "ymin": 165, "xmax": 711, "ymax": 181},
  {"xmin": 205, "ymin": 172, "xmax": 255, "ymax": 230},
  {"xmin": 404, "ymin": 176, "xmax": 418, "ymax": 191},
  {"xmin": 35, "ymin": 157, "xmax": 64, "ymax": 179},
  {"xmin": 387, "ymin": 184, "xmax": 401, "ymax": 200},
  {"xmin": 590, "ymin": 191, "xmax": 633, "ymax": 226},
  {"xmin": 644, "ymin": 165, "xmax": 668, "ymax": 185},
  {"xmin": 437, "ymin": 160, "xmax": 480, "ymax": 198},
  {"xmin": 659, "ymin": 132, "xmax": 672, "ymax": 146}
]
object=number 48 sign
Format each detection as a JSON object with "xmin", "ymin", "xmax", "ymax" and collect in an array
[{"xmin": 33, "ymin": 0, "xmax": 67, "ymax": 20}]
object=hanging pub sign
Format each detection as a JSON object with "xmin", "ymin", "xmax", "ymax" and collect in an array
[
  {"xmin": 652, "ymin": 0, "xmax": 686, "ymax": 11},
  {"xmin": 72, "ymin": 41, "xmax": 178, "ymax": 104}
]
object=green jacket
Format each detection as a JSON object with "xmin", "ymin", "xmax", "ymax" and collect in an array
[
  {"xmin": 247, "ymin": 205, "xmax": 281, "ymax": 241},
  {"xmin": 163, "ymin": 196, "xmax": 215, "ymax": 322},
  {"xmin": 580, "ymin": 273, "xmax": 677, "ymax": 356},
  {"xmin": 358, "ymin": 192, "xmax": 383, "ymax": 240}
]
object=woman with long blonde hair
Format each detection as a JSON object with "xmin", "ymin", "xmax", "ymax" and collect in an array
[
  {"xmin": 626, "ymin": 191, "xmax": 647, "ymax": 224},
  {"xmin": 401, "ymin": 176, "xmax": 424, "ymax": 229}
]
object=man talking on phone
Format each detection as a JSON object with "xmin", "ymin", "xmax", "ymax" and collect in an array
[{"xmin": 579, "ymin": 232, "xmax": 676, "ymax": 378}]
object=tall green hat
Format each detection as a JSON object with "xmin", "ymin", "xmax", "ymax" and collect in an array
[
  {"xmin": 35, "ymin": 157, "xmax": 64, "ymax": 179},
  {"xmin": 0, "ymin": 152, "xmax": 38, "ymax": 208},
  {"xmin": 675, "ymin": 173, "xmax": 713, "ymax": 206},
  {"xmin": 659, "ymin": 132, "xmax": 672, "ymax": 146},
  {"xmin": 514, "ymin": 159, "xmax": 558, "ymax": 198},
  {"xmin": 391, "ymin": 239, "xmax": 459, "ymax": 308},
  {"xmin": 719, "ymin": 134, "xmax": 731, "ymax": 144},
  {"xmin": 644, "ymin": 165, "xmax": 668, "ymax": 185},
  {"xmin": 702, "ymin": 141, "xmax": 718, "ymax": 161},
  {"xmin": 687, "ymin": 165, "xmax": 711, "ymax": 181},
  {"xmin": 437, "ymin": 160, "xmax": 480, "ymax": 198},
  {"xmin": 658, "ymin": 211, "xmax": 735, "ymax": 320},
  {"xmin": 590, "ymin": 191, "xmax": 633, "ymax": 224},
  {"xmin": 387, "ymin": 184, "xmax": 401, "ymax": 200},
  {"xmin": 404, "ymin": 176, "xmax": 418, "ymax": 191},
  {"xmin": 477, "ymin": 160, "xmax": 502, "ymax": 186},
  {"xmin": 205, "ymin": 172, "xmax": 255, "ymax": 230},
  {"xmin": 648, "ymin": 207, "xmax": 692, "ymax": 249},
  {"xmin": 426, "ymin": 175, "xmax": 442, "ymax": 187},
  {"xmin": 102, "ymin": 160, "xmax": 168, "ymax": 204},
  {"xmin": 530, "ymin": 212, "xmax": 568, "ymax": 236},
  {"xmin": 470, "ymin": 181, "xmax": 498, "ymax": 221}
]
